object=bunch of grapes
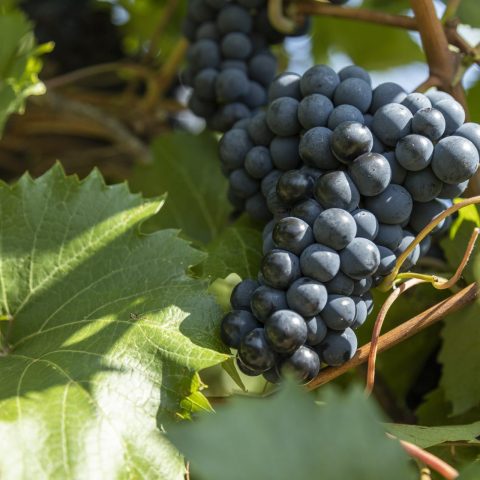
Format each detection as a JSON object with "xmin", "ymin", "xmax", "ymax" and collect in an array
[
  {"xmin": 220, "ymin": 63, "xmax": 480, "ymax": 383},
  {"xmin": 182, "ymin": 0, "xmax": 309, "ymax": 131}
]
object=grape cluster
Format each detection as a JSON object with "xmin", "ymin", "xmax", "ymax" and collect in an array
[
  {"xmin": 220, "ymin": 64, "xmax": 480, "ymax": 383},
  {"xmin": 182, "ymin": 0, "xmax": 309, "ymax": 131}
]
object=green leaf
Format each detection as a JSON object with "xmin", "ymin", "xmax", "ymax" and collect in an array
[
  {"xmin": 459, "ymin": 462, "xmax": 480, "ymax": 479},
  {"xmin": 131, "ymin": 132, "xmax": 230, "ymax": 245},
  {"xmin": 387, "ymin": 422, "xmax": 480, "ymax": 448},
  {"xmin": 168, "ymin": 382, "xmax": 415, "ymax": 480},
  {"xmin": 311, "ymin": 16, "xmax": 423, "ymax": 70},
  {"xmin": 439, "ymin": 301, "xmax": 480, "ymax": 415},
  {"xmin": 0, "ymin": 11, "xmax": 52, "ymax": 136},
  {"xmin": 0, "ymin": 164, "xmax": 228, "ymax": 479},
  {"xmin": 200, "ymin": 219, "xmax": 262, "ymax": 280}
]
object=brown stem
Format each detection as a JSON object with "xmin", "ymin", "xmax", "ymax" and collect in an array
[
  {"xmin": 307, "ymin": 283, "xmax": 478, "ymax": 390},
  {"xmin": 291, "ymin": 2, "xmax": 417, "ymax": 29}
]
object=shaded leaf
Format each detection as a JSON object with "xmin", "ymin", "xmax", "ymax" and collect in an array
[
  {"xmin": 131, "ymin": 132, "xmax": 230, "ymax": 244},
  {"xmin": 168, "ymin": 382, "xmax": 416, "ymax": 480},
  {"xmin": 0, "ymin": 164, "xmax": 228, "ymax": 479},
  {"xmin": 387, "ymin": 422, "xmax": 480, "ymax": 448}
]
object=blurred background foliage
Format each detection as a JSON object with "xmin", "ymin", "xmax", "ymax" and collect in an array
[{"xmin": 1, "ymin": 0, "xmax": 480, "ymax": 476}]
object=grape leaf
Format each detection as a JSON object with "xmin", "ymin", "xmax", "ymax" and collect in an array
[
  {"xmin": 459, "ymin": 462, "xmax": 480, "ymax": 479},
  {"xmin": 0, "ymin": 11, "xmax": 52, "ymax": 135},
  {"xmin": 130, "ymin": 131, "xmax": 230, "ymax": 245},
  {"xmin": 200, "ymin": 219, "xmax": 262, "ymax": 280},
  {"xmin": 168, "ymin": 382, "xmax": 416, "ymax": 480},
  {"xmin": 0, "ymin": 164, "xmax": 228, "ymax": 479},
  {"xmin": 387, "ymin": 422, "xmax": 480, "ymax": 448}
]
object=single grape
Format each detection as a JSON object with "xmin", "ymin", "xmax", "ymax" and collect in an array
[
  {"xmin": 195, "ymin": 22, "xmax": 220, "ymax": 41},
  {"xmin": 248, "ymin": 53, "xmax": 278, "ymax": 87},
  {"xmin": 383, "ymin": 151, "xmax": 407, "ymax": 184},
  {"xmin": 231, "ymin": 279, "xmax": 260, "ymax": 310},
  {"xmin": 298, "ymin": 94, "xmax": 334, "ymax": 129},
  {"xmin": 242, "ymin": 81, "xmax": 267, "ymax": 109},
  {"xmin": 215, "ymin": 68, "xmax": 249, "ymax": 103},
  {"xmin": 352, "ymin": 277, "xmax": 372, "ymax": 296},
  {"xmin": 327, "ymin": 104, "xmax": 364, "ymax": 130},
  {"xmin": 190, "ymin": 39, "xmax": 221, "ymax": 71},
  {"xmin": 370, "ymin": 82, "xmax": 406, "ymax": 113},
  {"xmin": 221, "ymin": 32, "xmax": 252, "ymax": 59},
  {"xmin": 245, "ymin": 146, "xmax": 273, "ymax": 179},
  {"xmin": 212, "ymin": 102, "xmax": 251, "ymax": 131},
  {"xmin": 270, "ymin": 136, "xmax": 302, "ymax": 170},
  {"xmin": 221, "ymin": 310, "xmax": 261, "ymax": 348},
  {"xmin": 376, "ymin": 245, "xmax": 396, "ymax": 276},
  {"xmin": 286, "ymin": 277, "xmax": 328, "ymax": 317},
  {"xmin": 300, "ymin": 64, "xmax": 340, "ymax": 98},
  {"xmin": 246, "ymin": 193, "xmax": 271, "ymax": 221},
  {"xmin": 188, "ymin": 94, "xmax": 216, "ymax": 117},
  {"xmin": 409, "ymin": 200, "xmax": 448, "ymax": 234},
  {"xmin": 333, "ymin": 77, "xmax": 372, "ymax": 113},
  {"xmin": 321, "ymin": 295, "xmax": 356, "ymax": 330},
  {"xmin": 193, "ymin": 68, "xmax": 218, "ymax": 100},
  {"xmin": 338, "ymin": 65, "xmax": 372, "ymax": 86},
  {"xmin": 291, "ymin": 199, "xmax": 324, "ymax": 225},
  {"xmin": 348, "ymin": 152, "xmax": 391, "ymax": 196},
  {"xmin": 395, "ymin": 134, "xmax": 434, "ymax": 172},
  {"xmin": 299, "ymin": 243, "xmax": 341, "ymax": 282},
  {"xmin": 237, "ymin": 357, "xmax": 264, "ymax": 376},
  {"xmin": 331, "ymin": 121, "xmax": 373, "ymax": 164},
  {"xmin": 217, "ymin": 4, "xmax": 252, "ymax": 34},
  {"xmin": 268, "ymin": 72, "xmax": 302, "ymax": 101},
  {"xmin": 325, "ymin": 272, "xmax": 355, "ymax": 296},
  {"xmin": 352, "ymin": 209, "xmax": 379, "ymax": 240},
  {"xmin": 313, "ymin": 208, "xmax": 357, "ymax": 250},
  {"xmin": 316, "ymin": 328, "xmax": 358, "ymax": 366},
  {"xmin": 365, "ymin": 184, "xmax": 413, "ymax": 225},
  {"xmin": 403, "ymin": 168, "xmax": 443, "ymax": 202},
  {"xmin": 276, "ymin": 170, "xmax": 313, "ymax": 205},
  {"xmin": 239, "ymin": 328, "xmax": 276, "ymax": 371},
  {"xmin": 229, "ymin": 169, "xmax": 259, "ymax": 198},
  {"xmin": 401, "ymin": 92, "xmax": 432, "ymax": 114},
  {"xmin": 455, "ymin": 122, "xmax": 480, "ymax": 152},
  {"xmin": 261, "ymin": 249, "xmax": 301, "ymax": 289},
  {"xmin": 267, "ymin": 97, "xmax": 301, "ymax": 136},
  {"xmin": 306, "ymin": 316, "xmax": 328, "ymax": 346},
  {"xmin": 351, "ymin": 296, "xmax": 368, "ymax": 330},
  {"xmin": 375, "ymin": 223, "xmax": 403, "ymax": 250},
  {"xmin": 299, "ymin": 127, "xmax": 340, "ymax": 170},
  {"xmin": 431, "ymin": 136, "xmax": 479, "ymax": 184},
  {"xmin": 280, "ymin": 346, "xmax": 320, "ymax": 383},
  {"xmin": 247, "ymin": 111, "xmax": 274, "ymax": 146},
  {"xmin": 265, "ymin": 309, "xmax": 308, "ymax": 354},
  {"xmin": 426, "ymin": 90, "xmax": 453, "ymax": 105},
  {"xmin": 411, "ymin": 107, "xmax": 446, "ymax": 142},
  {"xmin": 434, "ymin": 98, "xmax": 465, "ymax": 135},
  {"xmin": 219, "ymin": 128, "xmax": 253, "ymax": 171},
  {"xmin": 438, "ymin": 180, "xmax": 468, "ymax": 199},
  {"xmin": 273, "ymin": 217, "xmax": 314, "ymax": 255},
  {"xmin": 251, "ymin": 285, "xmax": 288, "ymax": 321},
  {"xmin": 372, "ymin": 103, "xmax": 412, "ymax": 146},
  {"xmin": 314, "ymin": 171, "xmax": 360, "ymax": 212},
  {"xmin": 340, "ymin": 238, "xmax": 381, "ymax": 279}
]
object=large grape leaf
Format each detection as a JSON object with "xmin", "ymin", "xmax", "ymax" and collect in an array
[
  {"xmin": 168, "ymin": 382, "xmax": 416, "ymax": 480},
  {"xmin": 0, "ymin": 164, "xmax": 228, "ymax": 479},
  {"xmin": 0, "ymin": 11, "xmax": 51, "ymax": 135},
  {"xmin": 130, "ymin": 132, "xmax": 230, "ymax": 245}
]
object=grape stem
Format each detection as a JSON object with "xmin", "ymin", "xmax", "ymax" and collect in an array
[
  {"xmin": 365, "ymin": 278, "xmax": 427, "ymax": 396},
  {"xmin": 387, "ymin": 434, "xmax": 459, "ymax": 480},
  {"xmin": 307, "ymin": 282, "xmax": 478, "ymax": 389},
  {"xmin": 378, "ymin": 196, "xmax": 480, "ymax": 292}
]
